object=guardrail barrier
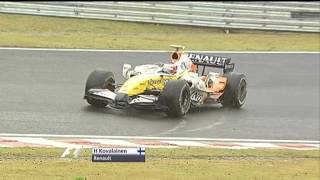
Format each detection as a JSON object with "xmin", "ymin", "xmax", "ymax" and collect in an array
[{"xmin": 0, "ymin": 1, "xmax": 319, "ymax": 32}]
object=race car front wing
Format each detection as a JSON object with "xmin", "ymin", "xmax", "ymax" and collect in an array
[{"xmin": 85, "ymin": 88, "xmax": 163, "ymax": 110}]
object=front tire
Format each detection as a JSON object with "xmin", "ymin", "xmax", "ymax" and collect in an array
[
  {"xmin": 160, "ymin": 80, "xmax": 191, "ymax": 117},
  {"xmin": 221, "ymin": 73, "xmax": 247, "ymax": 108},
  {"xmin": 84, "ymin": 70, "xmax": 115, "ymax": 107}
]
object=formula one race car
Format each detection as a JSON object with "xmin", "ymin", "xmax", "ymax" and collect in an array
[{"xmin": 84, "ymin": 45, "xmax": 247, "ymax": 117}]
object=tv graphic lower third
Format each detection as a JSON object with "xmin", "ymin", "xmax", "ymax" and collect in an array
[{"xmin": 92, "ymin": 147, "xmax": 146, "ymax": 162}]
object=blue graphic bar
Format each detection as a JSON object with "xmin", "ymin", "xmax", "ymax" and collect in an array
[{"xmin": 92, "ymin": 154, "xmax": 145, "ymax": 162}]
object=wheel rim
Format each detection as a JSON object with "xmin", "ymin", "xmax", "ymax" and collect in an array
[
  {"xmin": 179, "ymin": 86, "xmax": 191, "ymax": 114},
  {"xmin": 238, "ymin": 78, "xmax": 247, "ymax": 104}
]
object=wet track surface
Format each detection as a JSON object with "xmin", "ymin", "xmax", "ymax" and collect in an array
[{"xmin": 0, "ymin": 49, "xmax": 319, "ymax": 140}]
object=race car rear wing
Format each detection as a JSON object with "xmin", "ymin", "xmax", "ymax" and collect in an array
[{"xmin": 187, "ymin": 53, "xmax": 234, "ymax": 74}]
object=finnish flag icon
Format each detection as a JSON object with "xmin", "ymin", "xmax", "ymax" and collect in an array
[{"xmin": 137, "ymin": 147, "xmax": 145, "ymax": 155}]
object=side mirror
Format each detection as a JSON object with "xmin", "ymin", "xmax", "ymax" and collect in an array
[{"xmin": 122, "ymin": 64, "xmax": 132, "ymax": 79}]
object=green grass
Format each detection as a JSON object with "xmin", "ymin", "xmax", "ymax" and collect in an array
[
  {"xmin": 0, "ymin": 147, "xmax": 319, "ymax": 180},
  {"xmin": 0, "ymin": 13, "xmax": 319, "ymax": 51}
]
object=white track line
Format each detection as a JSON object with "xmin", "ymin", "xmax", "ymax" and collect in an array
[
  {"xmin": 0, "ymin": 47, "xmax": 318, "ymax": 53},
  {"xmin": 85, "ymin": 139, "xmax": 140, "ymax": 147},
  {"xmin": 304, "ymin": 144, "xmax": 320, "ymax": 148},
  {"xmin": 161, "ymin": 140, "xmax": 211, "ymax": 147},
  {"xmin": 0, "ymin": 133, "xmax": 318, "ymax": 144},
  {"xmin": 3, "ymin": 137, "xmax": 85, "ymax": 148},
  {"xmin": 0, "ymin": 144, "xmax": 12, "ymax": 147},
  {"xmin": 237, "ymin": 143, "xmax": 279, "ymax": 148}
]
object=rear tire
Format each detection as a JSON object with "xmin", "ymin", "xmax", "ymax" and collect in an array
[
  {"xmin": 160, "ymin": 80, "xmax": 191, "ymax": 117},
  {"xmin": 221, "ymin": 73, "xmax": 247, "ymax": 108},
  {"xmin": 84, "ymin": 70, "xmax": 115, "ymax": 107}
]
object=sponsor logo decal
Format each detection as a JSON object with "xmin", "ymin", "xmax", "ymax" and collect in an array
[
  {"xmin": 148, "ymin": 79, "xmax": 169, "ymax": 85},
  {"xmin": 191, "ymin": 91, "xmax": 204, "ymax": 102},
  {"xmin": 188, "ymin": 53, "xmax": 229, "ymax": 66}
]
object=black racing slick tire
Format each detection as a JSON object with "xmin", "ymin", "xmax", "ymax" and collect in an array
[
  {"xmin": 84, "ymin": 70, "xmax": 115, "ymax": 107},
  {"xmin": 221, "ymin": 73, "xmax": 247, "ymax": 108},
  {"xmin": 160, "ymin": 80, "xmax": 191, "ymax": 117}
]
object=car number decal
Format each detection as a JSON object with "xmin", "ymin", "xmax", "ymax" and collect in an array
[{"xmin": 190, "ymin": 92, "xmax": 203, "ymax": 102}]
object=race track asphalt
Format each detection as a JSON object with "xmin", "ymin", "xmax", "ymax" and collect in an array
[{"xmin": 0, "ymin": 49, "xmax": 319, "ymax": 140}]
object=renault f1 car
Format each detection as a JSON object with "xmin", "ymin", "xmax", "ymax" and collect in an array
[{"xmin": 84, "ymin": 45, "xmax": 247, "ymax": 117}]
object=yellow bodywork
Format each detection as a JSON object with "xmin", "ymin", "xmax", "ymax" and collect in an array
[
  {"xmin": 118, "ymin": 70, "xmax": 227, "ymax": 97},
  {"xmin": 118, "ymin": 70, "xmax": 191, "ymax": 96},
  {"xmin": 118, "ymin": 74, "xmax": 178, "ymax": 96}
]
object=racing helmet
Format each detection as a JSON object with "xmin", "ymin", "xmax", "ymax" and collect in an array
[{"xmin": 170, "ymin": 51, "xmax": 181, "ymax": 64}]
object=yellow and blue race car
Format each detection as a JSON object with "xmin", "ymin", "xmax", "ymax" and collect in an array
[{"xmin": 84, "ymin": 45, "xmax": 247, "ymax": 117}]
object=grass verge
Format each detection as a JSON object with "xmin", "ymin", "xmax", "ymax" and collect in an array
[
  {"xmin": 0, "ymin": 13, "xmax": 319, "ymax": 51},
  {"xmin": 0, "ymin": 147, "xmax": 319, "ymax": 180}
]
